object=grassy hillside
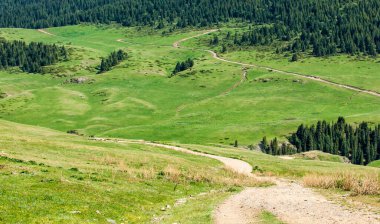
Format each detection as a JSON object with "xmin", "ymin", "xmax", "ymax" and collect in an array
[
  {"xmin": 184, "ymin": 25, "xmax": 380, "ymax": 93},
  {"xmin": 291, "ymin": 151, "xmax": 349, "ymax": 163},
  {"xmin": 0, "ymin": 24, "xmax": 379, "ymax": 146},
  {"xmin": 0, "ymin": 119, "xmax": 264, "ymax": 223},
  {"xmin": 0, "ymin": 119, "xmax": 378, "ymax": 222},
  {"xmin": 368, "ymin": 160, "xmax": 380, "ymax": 168}
]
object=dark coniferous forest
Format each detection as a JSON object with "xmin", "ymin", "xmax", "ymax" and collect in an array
[
  {"xmin": 262, "ymin": 117, "xmax": 380, "ymax": 165},
  {"xmin": 0, "ymin": 0, "xmax": 379, "ymax": 56},
  {"xmin": 0, "ymin": 39, "xmax": 68, "ymax": 73}
]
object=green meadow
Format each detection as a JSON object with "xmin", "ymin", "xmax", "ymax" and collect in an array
[
  {"xmin": 0, "ymin": 24, "xmax": 379, "ymax": 145},
  {"xmin": 0, "ymin": 119, "xmax": 377, "ymax": 223},
  {"xmin": 182, "ymin": 26, "xmax": 380, "ymax": 93},
  {"xmin": 0, "ymin": 23, "xmax": 379, "ymax": 222},
  {"xmin": 0, "ymin": 119, "xmax": 255, "ymax": 223}
]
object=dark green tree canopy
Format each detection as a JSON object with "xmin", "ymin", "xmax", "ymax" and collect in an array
[
  {"xmin": 263, "ymin": 117, "xmax": 380, "ymax": 166},
  {"xmin": 172, "ymin": 58, "xmax": 194, "ymax": 76},
  {"xmin": 0, "ymin": 39, "xmax": 68, "ymax": 73},
  {"xmin": 1, "ymin": 1, "xmax": 379, "ymax": 56}
]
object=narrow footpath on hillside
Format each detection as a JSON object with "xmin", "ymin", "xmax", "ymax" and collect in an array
[
  {"xmin": 91, "ymin": 138, "xmax": 380, "ymax": 224},
  {"xmin": 174, "ymin": 30, "xmax": 380, "ymax": 98},
  {"xmin": 220, "ymin": 68, "xmax": 248, "ymax": 96},
  {"xmin": 175, "ymin": 67, "xmax": 248, "ymax": 115},
  {"xmin": 37, "ymin": 29, "xmax": 56, "ymax": 36}
]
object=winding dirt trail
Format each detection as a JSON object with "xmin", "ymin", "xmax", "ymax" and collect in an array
[
  {"xmin": 39, "ymin": 27, "xmax": 379, "ymax": 98},
  {"xmin": 90, "ymin": 138, "xmax": 380, "ymax": 223},
  {"xmin": 126, "ymin": 140, "xmax": 253, "ymax": 175},
  {"xmin": 174, "ymin": 30, "xmax": 380, "ymax": 98},
  {"xmin": 139, "ymin": 142, "xmax": 380, "ymax": 224}
]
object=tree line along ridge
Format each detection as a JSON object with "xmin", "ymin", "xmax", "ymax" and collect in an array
[{"xmin": 1, "ymin": 0, "xmax": 379, "ymax": 57}]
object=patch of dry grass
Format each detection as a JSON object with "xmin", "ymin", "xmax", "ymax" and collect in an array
[
  {"xmin": 90, "ymin": 153, "xmax": 268, "ymax": 187},
  {"xmin": 303, "ymin": 173, "xmax": 380, "ymax": 195},
  {"xmin": 140, "ymin": 164, "xmax": 264, "ymax": 187}
]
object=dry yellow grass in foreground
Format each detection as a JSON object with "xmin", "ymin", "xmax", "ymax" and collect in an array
[{"xmin": 303, "ymin": 173, "xmax": 380, "ymax": 195}]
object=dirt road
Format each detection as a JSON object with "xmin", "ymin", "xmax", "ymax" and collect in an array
[
  {"xmin": 174, "ymin": 30, "xmax": 380, "ymax": 98},
  {"xmin": 142, "ymin": 142, "xmax": 380, "ymax": 224},
  {"xmin": 129, "ymin": 140, "xmax": 253, "ymax": 175},
  {"xmin": 90, "ymin": 138, "xmax": 380, "ymax": 224},
  {"xmin": 215, "ymin": 179, "xmax": 380, "ymax": 224}
]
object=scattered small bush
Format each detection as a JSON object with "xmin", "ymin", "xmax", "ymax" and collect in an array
[
  {"xmin": 69, "ymin": 167, "xmax": 79, "ymax": 172},
  {"xmin": 71, "ymin": 175, "xmax": 84, "ymax": 181},
  {"xmin": 66, "ymin": 130, "xmax": 79, "ymax": 135},
  {"xmin": 28, "ymin": 160, "xmax": 37, "ymax": 165}
]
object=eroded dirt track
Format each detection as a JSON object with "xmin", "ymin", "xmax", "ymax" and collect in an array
[
  {"xmin": 145, "ymin": 142, "xmax": 380, "ymax": 224},
  {"xmin": 91, "ymin": 138, "xmax": 380, "ymax": 224},
  {"xmin": 215, "ymin": 180, "xmax": 380, "ymax": 224}
]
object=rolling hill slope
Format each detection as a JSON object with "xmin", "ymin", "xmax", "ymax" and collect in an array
[{"xmin": 0, "ymin": 25, "xmax": 379, "ymax": 145}]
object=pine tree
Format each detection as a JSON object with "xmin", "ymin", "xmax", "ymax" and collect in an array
[
  {"xmin": 291, "ymin": 53, "xmax": 298, "ymax": 62},
  {"xmin": 261, "ymin": 136, "xmax": 269, "ymax": 152}
]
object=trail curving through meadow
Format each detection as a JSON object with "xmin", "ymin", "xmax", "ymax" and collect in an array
[
  {"xmin": 118, "ymin": 139, "xmax": 253, "ymax": 175},
  {"xmin": 90, "ymin": 138, "xmax": 380, "ymax": 224},
  {"xmin": 37, "ymin": 27, "xmax": 380, "ymax": 98},
  {"xmin": 174, "ymin": 30, "xmax": 380, "ymax": 98},
  {"xmin": 131, "ymin": 141, "xmax": 380, "ymax": 224}
]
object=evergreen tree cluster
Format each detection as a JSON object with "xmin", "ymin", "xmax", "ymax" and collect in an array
[
  {"xmin": 261, "ymin": 136, "xmax": 297, "ymax": 156},
  {"xmin": 0, "ymin": 39, "xmax": 68, "ymax": 73},
  {"xmin": 98, "ymin": 50, "xmax": 128, "ymax": 73},
  {"xmin": 172, "ymin": 58, "xmax": 194, "ymax": 75},
  {"xmin": 263, "ymin": 117, "xmax": 380, "ymax": 165}
]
